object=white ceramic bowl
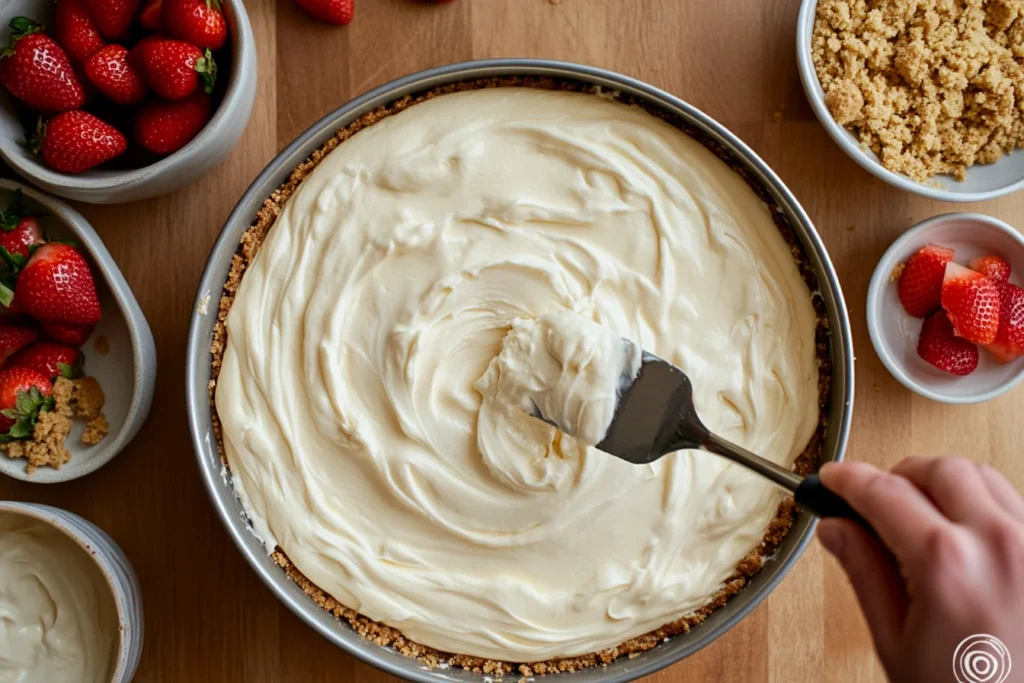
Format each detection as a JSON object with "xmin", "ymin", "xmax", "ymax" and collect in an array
[
  {"xmin": 0, "ymin": 180, "xmax": 156, "ymax": 482},
  {"xmin": 796, "ymin": 0, "xmax": 1024, "ymax": 202},
  {"xmin": 0, "ymin": 0, "xmax": 256, "ymax": 204},
  {"xmin": 0, "ymin": 501, "xmax": 144, "ymax": 682},
  {"xmin": 867, "ymin": 213, "xmax": 1024, "ymax": 404}
]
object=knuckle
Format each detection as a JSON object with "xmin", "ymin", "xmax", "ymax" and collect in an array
[
  {"xmin": 987, "ymin": 520, "xmax": 1024, "ymax": 565},
  {"xmin": 922, "ymin": 527, "xmax": 971, "ymax": 570},
  {"xmin": 933, "ymin": 456, "xmax": 976, "ymax": 485}
]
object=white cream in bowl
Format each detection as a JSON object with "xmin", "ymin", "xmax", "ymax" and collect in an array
[{"xmin": 0, "ymin": 511, "xmax": 120, "ymax": 683}]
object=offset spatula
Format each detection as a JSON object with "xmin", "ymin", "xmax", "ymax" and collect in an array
[{"xmin": 532, "ymin": 345, "xmax": 867, "ymax": 526}]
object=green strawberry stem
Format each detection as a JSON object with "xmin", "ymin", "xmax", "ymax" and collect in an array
[
  {"xmin": 0, "ymin": 283, "xmax": 13, "ymax": 309},
  {"xmin": 25, "ymin": 118, "xmax": 44, "ymax": 156},
  {"xmin": 5, "ymin": 17, "xmax": 43, "ymax": 54},
  {"xmin": 0, "ymin": 189, "xmax": 25, "ymax": 231},
  {"xmin": 196, "ymin": 49, "xmax": 217, "ymax": 94},
  {"xmin": 206, "ymin": 0, "xmax": 222, "ymax": 9},
  {"xmin": 0, "ymin": 385, "xmax": 54, "ymax": 441}
]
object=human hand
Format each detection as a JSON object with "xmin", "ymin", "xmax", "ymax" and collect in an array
[{"xmin": 818, "ymin": 457, "xmax": 1024, "ymax": 683}]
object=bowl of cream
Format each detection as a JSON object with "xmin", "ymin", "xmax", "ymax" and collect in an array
[{"xmin": 0, "ymin": 501, "xmax": 143, "ymax": 683}]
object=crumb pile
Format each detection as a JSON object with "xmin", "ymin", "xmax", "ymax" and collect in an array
[
  {"xmin": 812, "ymin": 0, "xmax": 1024, "ymax": 181},
  {"xmin": 3, "ymin": 376, "xmax": 108, "ymax": 474}
]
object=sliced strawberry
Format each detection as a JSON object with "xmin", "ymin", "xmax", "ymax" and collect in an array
[
  {"xmin": 966, "ymin": 255, "xmax": 1011, "ymax": 286},
  {"xmin": 940, "ymin": 262, "xmax": 1000, "ymax": 345},
  {"xmin": 984, "ymin": 283, "xmax": 1024, "ymax": 363},
  {"xmin": 0, "ymin": 366, "xmax": 53, "ymax": 437},
  {"xmin": 15, "ymin": 243, "xmax": 102, "ymax": 326},
  {"xmin": 41, "ymin": 321, "xmax": 93, "ymax": 346},
  {"xmin": 917, "ymin": 311, "xmax": 979, "ymax": 376},
  {"xmin": 898, "ymin": 244, "xmax": 954, "ymax": 318},
  {"xmin": 0, "ymin": 324, "xmax": 40, "ymax": 367},
  {"xmin": 7, "ymin": 341, "xmax": 82, "ymax": 379}
]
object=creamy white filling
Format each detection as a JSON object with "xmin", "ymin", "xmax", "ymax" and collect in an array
[
  {"xmin": 217, "ymin": 88, "xmax": 820, "ymax": 661},
  {"xmin": 0, "ymin": 513, "xmax": 118, "ymax": 683}
]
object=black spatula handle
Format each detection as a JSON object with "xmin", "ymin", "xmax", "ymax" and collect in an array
[{"xmin": 795, "ymin": 474, "xmax": 872, "ymax": 530}]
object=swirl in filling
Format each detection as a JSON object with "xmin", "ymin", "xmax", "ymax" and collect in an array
[{"xmin": 217, "ymin": 87, "xmax": 819, "ymax": 661}]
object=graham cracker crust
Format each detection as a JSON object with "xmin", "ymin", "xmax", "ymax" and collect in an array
[{"xmin": 208, "ymin": 77, "xmax": 833, "ymax": 678}]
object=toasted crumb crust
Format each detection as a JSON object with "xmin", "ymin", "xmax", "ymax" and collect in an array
[{"xmin": 208, "ymin": 77, "xmax": 833, "ymax": 676}]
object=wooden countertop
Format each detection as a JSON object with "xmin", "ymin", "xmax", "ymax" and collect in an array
[{"xmin": 1, "ymin": 0, "xmax": 1021, "ymax": 681}]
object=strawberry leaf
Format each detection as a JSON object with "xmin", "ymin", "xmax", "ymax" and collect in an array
[
  {"xmin": 56, "ymin": 361, "xmax": 82, "ymax": 380},
  {"xmin": 196, "ymin": 49, "xmax": 217, "ymax": 94},
  {"xmin": 0, "ymin": 408, "xmax": 18, "ymax": 420},
  {"xmin": 26, "ymin": 119, "xmax": 44, "ymax": 156},
  {"xmin": 0, "ymin": 189, "xmax": 26, "ymax": 231},
  {"xmin": 7, "ymin": 419, "xmax": 30, "ymax": 439},
  {"xmin": 0, "ymin": 246, "xmax": 27, "ymax": 272},
  {"xmin": 7, "ymin": 17, "xmax": 43, "ymax": 42},
  {"xmin": 0, "ymin": 283, "xmax": 14, "ymax": 309}
]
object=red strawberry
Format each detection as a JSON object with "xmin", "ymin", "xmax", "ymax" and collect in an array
[
  {"xmin": 0, "ymin": 366, "xmax": 53, "ymax": 436},
  {"xmin": 163, "ymin": 0, "xmax": 227, "ymax": 50},
  {"xmin": 985, "ymin": 283, "xmax": 1024, "ymax": 363},
  {"xmin": 941, "ymin": 262, "xmax": 1000, "ymax": 345},
  {"xmin": 897, "ymin": 244, "xmax": 954, "ymax": 318},
  {"xmin": 30, "ymin": 111, "xmax": 127, "ymax": 173},
  {"xmin": 15, "ymin": 243, "xmax": 102, "ymax": 326},
  {"xmin": 0, "ymin": 18, "xmax": 86, "ymax": 113},
  {"xmin": 0, "ymin": 324, "xmax": 40, "ymax": 366},
  {"xmin": 966, "ymin": 255, "xmax": 1011, "ymax": 287},
  {"xmin": 134, "ymin": 92, "xmax": 210, "ymax": 154},
  {"xmin": 917, "ymin": 311, "xmax": 979, "ymax": 376},
  {"xmin": 138, "ymin": 0, "xmax": 163, "ymax": 30},
  {"xmin": 42, "ymin": 321, "xmax": 93, "ymax": 346},
  {"xmin": 54, "ymin": 0, "xmax": 106, "ymax": 63},
  {"xmin": 293, "ymin": 0, "xmax": 354, "ymax": 24},
  {"xmin": 130, "ymin": 38, "xmax": 214, "ymax": 100},
  {"xmin": 84, "ymin": 44, "xmax": 147, "ymax": 104},
  {"xmin": 0, "ymin": 189, "xmax": 44, "ymax": 260},
  {"xmin": 7, "ymin": 341, "xmax": 82, "ymax": 380},
  {"xmin": 81, "ymin": 0, "xmax": 141, "ymax": 38}
]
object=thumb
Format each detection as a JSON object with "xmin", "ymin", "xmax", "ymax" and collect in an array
[{"xmin": 818, "ymin": 519, "xmax": 909, "ymax": 661}]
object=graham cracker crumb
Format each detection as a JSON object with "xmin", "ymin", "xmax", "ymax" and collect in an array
[
  {"xmin": 812, "ymin": 0, "xmax": 1024, "ymax": 182},
  {"xmin": 71, "ymin": 376, "xmax": 105, "ymax": 421},
  {"xmin": 890, "ymin": 262, "xmax": 906, "ymax": 282},
  {"xmin": 82, "ymin": 414, "xmax": 109, "ymax": 445},
  {"xmin": 207, "ymin": 78, "xmax": 833, "ymax": 674}
]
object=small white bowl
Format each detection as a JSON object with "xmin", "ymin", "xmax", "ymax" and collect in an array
[
  {"xmin": 796, "ymin": 0, "xmax": 1024, "ymax": 202},
  {"xmin": 0, "ymin": 0, "xmax": 256, "ymax": 204},
  {"xmin": 0, "ymin": 501, "xmax": 143, "ymax": 682},
  {"xmin": 0, "ymin": 180, "xmax": 156, "ymax": 482},
  {"xmin": 867, "ymin": 213, "xmax": 1024, "ymax": 404}
]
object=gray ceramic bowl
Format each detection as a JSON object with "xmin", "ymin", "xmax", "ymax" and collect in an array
[
  {"xmin": 0, "ymin": 501, "xmax": 144, "ymax": 682},
  {"xmin": 186, "ymin": 60, "xmax": 855, "ymax": 682},
  {"xmin": 0, "ymin": 0, "xmax": 257, "ymax": 204},
  {"xmin": 0, "ymin": 180, "xmax": 156, "ymax": 483}
]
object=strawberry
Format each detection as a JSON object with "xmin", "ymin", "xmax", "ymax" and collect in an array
[
  {"xmin": 130, "ymin": 38, "xmax": 214, "ymax": 100},
  {"xmin": 966, "ymin": 255, "xmax": 1011, "ymax": 287},
  {"xmin": 0, "ymin": 18, "xmax": 86, "ymax": 113},
  {"xmin": 30, "ymin": 111, "xmax": 127, "ymax": 173},
  {"xmin": 163, "ymin": 0, "xmax": 227, "ymax": 50},
  {"xmin": 293, "ymin": 0, "xmax": 354, "ymax": 25},
  {"xmin": 0, "ymin": 324, "xmax": 40, "ymax": 366},
  {"xmin": 15, "ymin": 243, "xmax": 102, "ymax": 326},
  {"xmin": 7, "ymin": 341, "xmax": 82, "ymax": 380},
  {"xmin": 898, "ymin": 244, "xmax": 954, "ymax": 318},
  {"xmin": 917, "ymin": 311, "xmax": 979, "ymax": 376},
  {"xmin": 138, "ymin": 0, "xmax": 163, "ymax": 31},
  {"xmin": 41, "ymin": 321, "xmax": 93, "ymax": 346},
  {"xmin": 134, "ymin": 92, "xmax": 210, "ymax": 154},
  {"xmin": 0, "ymin": 367, "xmax": 53, "ymax": 437},
  {"xmin": 985, "ymin": 283, "xmax": 1024, "ymax": 363},
  {"xmin": 81, "ymin": 0, "xmax": 142, "ymax": 38},
  {"xmin": 84, "ymin": 44, "xmax": 147, "ymax": 104},
  {"xmin": 54, "ymin": 0, "xmax": 106, "ymax": 63},
  {"xmin": 0, "ymin": 189, "xmax": 44, "ymax": 260},
  {"xmin": 941, "ymin": 262, "xmax": 1000, "ymax": 345}
]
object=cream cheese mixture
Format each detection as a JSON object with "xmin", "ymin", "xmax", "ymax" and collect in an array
[
  {"xmin": 217, "ymin": 87, "xmax": 820, "ymax": 661},
  {"xmin": 0, "ymin": 513, "xmax": 118, "ymax": 683}
]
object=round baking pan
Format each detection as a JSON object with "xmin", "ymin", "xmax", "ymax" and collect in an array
[{"xmin": 186, "ymin": 59, "xmax": 855, "ymax": 682}]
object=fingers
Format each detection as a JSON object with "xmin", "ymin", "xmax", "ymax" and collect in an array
[
  {"xmin": 817, "ymin": 518, "xmax": 908, "ymax": 661},
  {"xmin": 892, "ymin": 456, "xmax": 1004, "ymax": 525},
  {"xmin": 820, "ymin": 461, "xmax": 951, "ymax": 569},
  {"xmin": 978, "ymin": 464, "xmax": 1024, "ymax": 523}
]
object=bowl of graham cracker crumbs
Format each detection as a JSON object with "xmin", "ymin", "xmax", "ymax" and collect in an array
[
  {"xmin": 797, "ymin": 0, "xmax": 1024, "ymax": 202},
  {"xmin": 0, "ymin": 180, "xmax": 156, "ymax": 483}
]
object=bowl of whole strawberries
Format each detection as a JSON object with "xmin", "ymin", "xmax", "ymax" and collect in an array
[
  {"xmin": 0, "ymin": 0, "xmax": 256, "ymax": 204},
  {"xmin": 0, "ymin": 180, "xmax": 156, "ymax": 482},
  {"xmin": 868, "ymin": 213, "xmax": 1024, "ymax": 404}
]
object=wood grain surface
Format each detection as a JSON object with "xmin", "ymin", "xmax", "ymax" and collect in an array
[{"xmin": 1, "ymin": 1, "xmax": 1022, "ymax": 681}]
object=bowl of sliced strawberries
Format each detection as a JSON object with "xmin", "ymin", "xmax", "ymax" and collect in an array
[
  {"xmin": 868, "ymin": 213, "xmax": 1024, "ymax": 404},
  {"xmin": 0, "ymin": 0, "xmax": 255, "ymax": 204},
  {"xmin": 0, "ymin": 179, "xmax": 156, "ymax": 482}
]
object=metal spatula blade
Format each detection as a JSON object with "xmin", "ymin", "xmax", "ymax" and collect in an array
[{"xmin": 534, "ymin": 341, "xmax": 867, "ymax": 526}]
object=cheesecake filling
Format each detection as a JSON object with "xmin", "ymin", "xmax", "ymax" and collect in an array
[
  {"xmin": 217, "ymin": 88, "xmax": 820, "ymax": 661},
  {"xmin": 0, "ymin": 513, "xmax": 119, "ymax": 683}
]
